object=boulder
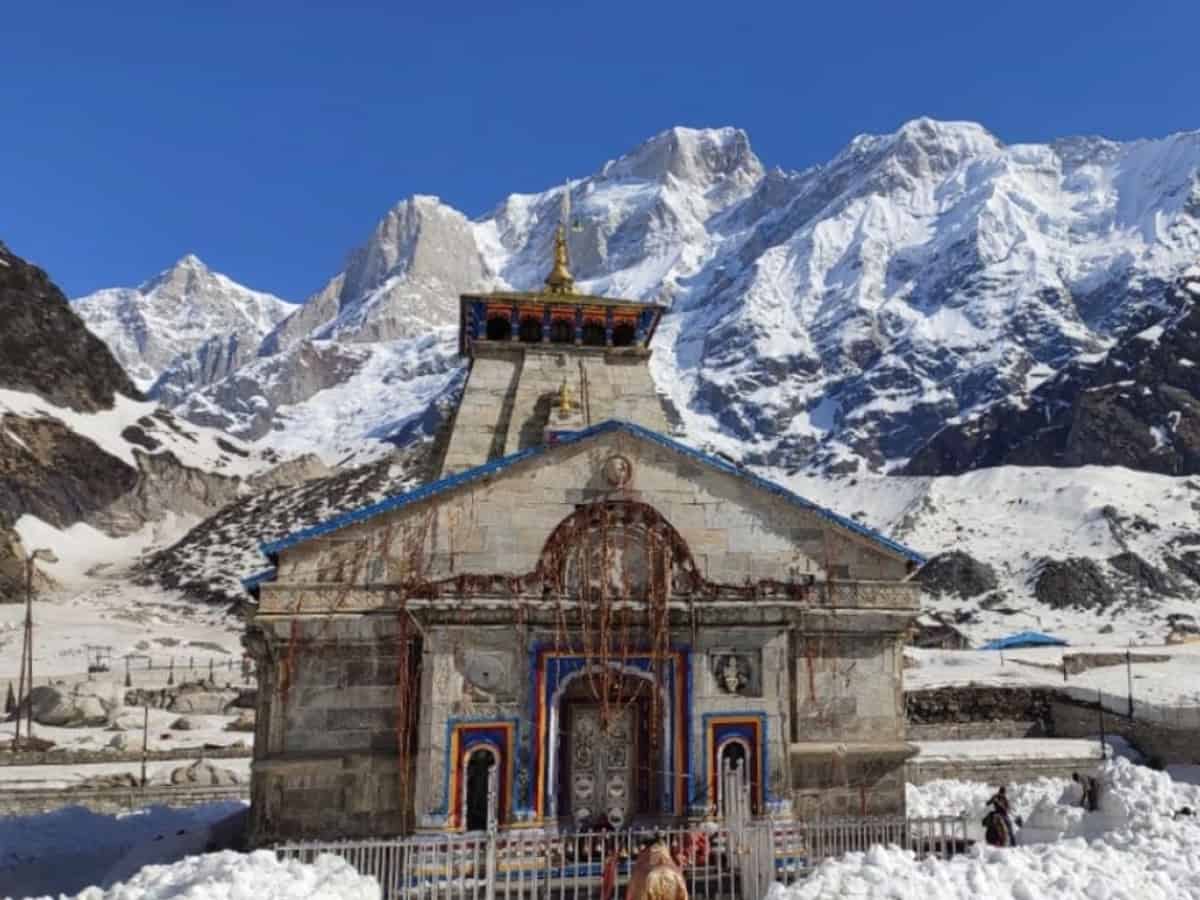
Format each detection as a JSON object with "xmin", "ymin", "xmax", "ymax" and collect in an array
[
  {"xmin": 170, "ymin": 716, "xmax": 195, "ymax": 731},
  {"xmin": 916, "ymin": 551, "xmax": 999, "ymax": 599},
  {"xmin": 1034, "ymin": 557, "xmax": 1116, "ymax": 610},
  {"xmin": 226, "ymin": 709, "xmax": 255, "ymax": 732},
  {"xmin": 170, "ymin": 759, "xmax": 240, "ymax": 786},
  {"xmin": 23, "ymin": 681, "xmax": 122, "ymax": 727},
  {"xmin": 78, "ymin": 772, "xmax": 140, "ymax": 790},
  {"xmin": 169, "ymin": 680, "xmax": 238, "ymax": 715},
  {"xmin": 225, "ymin": 688, "xmax": 257, "ymax": 711},
  {"xmin": 107, "ymin": 732, "xmax": 130, "ymax": 751}
]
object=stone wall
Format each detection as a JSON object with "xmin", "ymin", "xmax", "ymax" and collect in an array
[
  {"xmin": 413, "ymin": 625, "xmax": 528, "ymax": 828},
  {"xmin": 1062, "ymin": 652, "xmax": 1170, "ymax": 676},
  {"xmin": 791, "ymin": 754, "xmax": 908, "ymax": 817},
  {"xmin": 906, "ymin": 686, "xmax": 1054, "ymax": 737},
  {"xmin": 690, "ymin": 629, "xmax": 791, "ymax": 814},
  {"xmin": 0, "ymin": 784, "xmax": 247, "ymax": 816},
  {"xmin": 907, "ymin": 721, "xmax": 1043, "ymax": 741},
  {"xmin": 439, "ymin": 345, "xmax": 670, "ymax": 476},
  {"xmin": 903, "ymin": 686, "xmax": 1200, "ymax": 767},
  {"xmin": 907, "ymin": 756, "xmax": 1102, "ymax": 786},
  {"xmin": 440, "ymin": 353, "xmax": 521, "ymax": 474},
  {"xmin": 1050, "ymin": 698, "xmax": 1200, "ymax": 766},
  {"xmin": 0, "ymin": 746, "xmax": 250, "ymax": 767},
  {"xmin": 794, "ymin": 634, "xmax": 906, "ymax": 743},
  {"xmin": 246, "ymin": 615, "xmax": 414, "ymax": 844}
]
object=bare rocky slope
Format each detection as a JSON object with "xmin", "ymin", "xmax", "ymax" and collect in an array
[
  {"xmin": 0, "ymin": 243, "xmax": 324, "ymax": 601},
  {"xmin": 139, "ymin": 437, "xmax": 435, "ymax": 605},
  {"xmin": 906, "ymin": 271, "xmax": 1200, "ymax": 477}
]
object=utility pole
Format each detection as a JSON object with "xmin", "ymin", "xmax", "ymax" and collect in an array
[
  {"xmin": 141, "ymin": 705, "xmax": 149, "ymax": 787},
  {"xmin": 1126, "ymin": 649, "xmax": 1134, "ymax": 718},
  {"xmin": 14, "ymin": 547, "xmax": 57, "ymax": 749}
]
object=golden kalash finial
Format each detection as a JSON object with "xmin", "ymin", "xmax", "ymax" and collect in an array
[
  {"xmin": 557, "ymin": 380, "xmax": 575, "ymax": 415},
  {"xmin": 544, "ymin": 184, "xmax": 576, "ymax": 295}
]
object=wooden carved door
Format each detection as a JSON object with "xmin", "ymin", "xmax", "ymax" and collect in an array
[{"xmin": 568, "ymin": 705, "xmax": 635, "ymax": 826}]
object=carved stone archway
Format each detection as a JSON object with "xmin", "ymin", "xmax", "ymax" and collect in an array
[{"xmin": 535, "ymin": 500, "xmax": 702, "ymax": 598}]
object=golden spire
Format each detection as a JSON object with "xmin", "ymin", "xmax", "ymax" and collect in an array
[{"xmin": 544, "ymin": 185, "xmax": 575, "ymax": 295}]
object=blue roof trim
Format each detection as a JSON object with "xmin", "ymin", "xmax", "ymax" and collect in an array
[{"xmin": 257, "ymin": 420, "xmax": 926, "ymax": 565}]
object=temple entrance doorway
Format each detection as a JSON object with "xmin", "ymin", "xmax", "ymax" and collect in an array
[
  {"xmin": 556, "ymin": 671, "xmax": 664, "ymax": 828},
  {"xmin": 464, "ymin": 748, "xmax": 497, "ymax": 832}
]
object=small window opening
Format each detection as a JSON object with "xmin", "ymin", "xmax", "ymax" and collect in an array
[
  {"xmin": 518, "ymin": 316, "xmax": 543, "ymax": 342},
  {"xmin": 485, "ymin": 316, "xmax": 512, "ymax": 341}
]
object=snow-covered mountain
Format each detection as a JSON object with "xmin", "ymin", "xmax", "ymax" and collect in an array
[
  {"xmin": 907, "ymin": 270, "xmax": 1200, "ymax": 476},
  {"xmin": 99, "ymin": 120, "xmax": 1199, "ymax": 471},
  {"xmin": 75, "ymin": 254, "xmax": 294, "ymax": 393},
  {"xmin": 0, "ymin": 243, "xmax": 323, "ymax": 601}
]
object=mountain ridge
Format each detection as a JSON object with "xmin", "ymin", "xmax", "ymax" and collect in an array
[{"xmin": 74, "ymin": 119, "xmax": 1200, "ymax": 473}]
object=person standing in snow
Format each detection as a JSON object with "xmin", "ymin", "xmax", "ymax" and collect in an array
[
  {"xmin": 1086, "ymin": 775, "xmax": 1100, "ymax": 812},
  {"xmin": 984, "ymin": 786, "xmax": 1015, "ymax": 847},
  {"xmin": 1071, "ymin": 772, "xmax": 1091, "ymax": 809}
]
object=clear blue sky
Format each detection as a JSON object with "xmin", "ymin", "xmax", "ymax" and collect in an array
[{"xmin": 3, "ymin": 1, "xmax": 1197, "ymax": 300}]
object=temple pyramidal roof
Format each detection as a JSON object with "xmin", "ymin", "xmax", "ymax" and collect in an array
[
  {"xmin": 243, "ymin": 195, "xmax": 926, "ymax": 590},
  {"xmin": 248, "ymin": 420, "xmax": 926, "ymax": 588}
]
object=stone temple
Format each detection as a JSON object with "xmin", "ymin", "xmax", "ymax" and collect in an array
[{"xmin": 242, "ymin": 221, "xmax": 925, "ymax": 844}]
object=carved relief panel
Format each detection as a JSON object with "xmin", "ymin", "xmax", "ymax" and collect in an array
[{"xmin": 710, "ymin": 650, "xmax": 761, "ymax": 697}]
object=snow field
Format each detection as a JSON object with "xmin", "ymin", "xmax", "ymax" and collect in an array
[
  {"xmin": 771, "ymin": 828, "xmax": 1200, "ymax": 900},
  {"xmin": 906, "ymin": 776, "xmax": 1072, "ymax": 821},
  {"xmin": 780, "ymin": 759, "xmax": 1200, "ymax": 900},
  {"xmin": 0, "ymin": 389, "xmax": 270, "ymax": 477},
  {"xmin": 27, "ymin": 851, "xmax": 378, "ymax": 900}
]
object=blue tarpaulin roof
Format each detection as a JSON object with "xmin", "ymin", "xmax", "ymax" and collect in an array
[{"xmin": 980, "ymin": 631, "xmax": 1069, "ymax": 650}]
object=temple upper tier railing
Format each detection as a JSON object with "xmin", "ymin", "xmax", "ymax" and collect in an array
[{"xmin": 458, "ymin": 292, "xmax": 667, "ymax": 356}]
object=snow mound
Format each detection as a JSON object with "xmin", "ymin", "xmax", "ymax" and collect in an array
[
  {"xmin": 830, "ymin": 762, "xmax": 1200, "ymax": 899},
  {"xmin": 906, "ymin": 776, "xmax": 1070, "ymax": 820},
  {"xmin": 773, "ymin": 823, "xmax": 1200, "ymax": 900},
  {"xmin": 59, "ymin": 850, "xmax": 379, "ymax": 900},
  {"xmin": 1097, "ymin": 756, "xmax": 1200, "ymax": 821},
  {"xmin": 1016, "ymin": 757, "xmax": 1200, "ymax": 846}
]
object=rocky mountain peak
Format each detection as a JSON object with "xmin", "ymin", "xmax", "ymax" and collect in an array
[
  {"xmin": 139, "ymin": 252, "xmax": 210, "ymax": 291},
  {"xmin": 337, "ymin": 194, "xmax": 482, "ymax": 311},
  {"xmin": 75, "ymin": 256, "xmax": 293, "ymax": 392},
  {"xmin": 603, "ymin": 125, "xmax": 762, "ymax": 192}
]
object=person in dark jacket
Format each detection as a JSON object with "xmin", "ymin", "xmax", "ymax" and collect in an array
[
  {"xmin": 1072, "ymin": 772, "xmax": 1091, "ymax": 809},
  {"xmin": 983, "ymin": 786, "xmax": 1016, "ymax": 847}
]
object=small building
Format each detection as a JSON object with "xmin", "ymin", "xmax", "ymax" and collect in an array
[
  {"xmin": 909, "ymin": 614, "xmax": 972, "ymax": 650},
  {"xmin": 243, "ymin": 223, "xmax": 926, "ymax": 844}
]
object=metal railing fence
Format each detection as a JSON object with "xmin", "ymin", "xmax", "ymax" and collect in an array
[{"xmin": 274, "ymin": 815, "xmax": 969, "ymax": 899}]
